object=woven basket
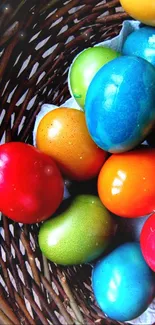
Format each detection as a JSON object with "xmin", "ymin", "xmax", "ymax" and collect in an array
[{"xmin": 0, "ymin": 1, "xmax": 131, "ymax": 324}]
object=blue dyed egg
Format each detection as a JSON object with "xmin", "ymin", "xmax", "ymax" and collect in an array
[
  {"xmin": 123, "ymin": 27, "xmax": 155, "ymax": 67},
  {"xmin": 85, "ymin": 56, "xmax": 155, "ymax": 153},
  {"xmin": 92, "ymin": 243, "xmax": 155, "ymax": 322}
]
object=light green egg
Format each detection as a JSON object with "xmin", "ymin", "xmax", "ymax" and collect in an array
[
  {"xmin": 38, "ymin": 195, "xmax": 117, "ymax": 265},
  {"xmin": 69, "ymin": 47, "xmax": 120, "ymax": 109}
]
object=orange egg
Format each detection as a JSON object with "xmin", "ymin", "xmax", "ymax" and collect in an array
[
  {"xmin": 36, "ymin": 108, "xmax": 107, "ymax": 181},
  {"xmin": 120, "ymin": 0, "xmax": 155, "ymax": 26},
  {"xmin": 98, "ymin": 148, "xmax": 155, "ymax": 218}
]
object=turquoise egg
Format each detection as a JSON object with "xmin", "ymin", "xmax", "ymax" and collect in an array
[
  {"xmin": 92, "ymin": 243, "xmax": 155, "ymax": 322},
  {"xmin": 85, "ymin": 56, "xmax": 155, "ymax": 153},
  {"xmin": 123, "ymin": 27, "xmax": 155, "ymax": 66}
]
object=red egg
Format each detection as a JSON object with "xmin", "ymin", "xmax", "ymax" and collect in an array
[
  {"xmin": 0, "ymin": 142, "xmax": 64, "ymax": 224},
  {"xmin": 140, "ymin": 213, "xmax": 155, "ymax": 271}
]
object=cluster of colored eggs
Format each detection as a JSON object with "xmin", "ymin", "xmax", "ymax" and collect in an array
[
  {"xmin": 0, "ymin": 2, "xmax": 155, "ymax": 323},
  {"xmin": 69, "ymin": 28, "xmax": 155, "ymax": 154},
  {"xmin": 37, "ymin": 22, "xmax": 155, "ymax": 320},
  {"xmin": 69, "ymin": 15, "xmax": 155, "ymax": 322}
]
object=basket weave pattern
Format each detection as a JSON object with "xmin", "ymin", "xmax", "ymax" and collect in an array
[{"xmin": 0, "ymin": 1, "xmax": 129, "ymax": 324}]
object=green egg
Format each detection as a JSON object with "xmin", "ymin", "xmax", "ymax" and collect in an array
[
  {"xmin": 38, "ymin": 195, "xmax": 117, "ymax": 265},
  {"xmin": 69, "ymin": 47, "xmax": 120, "ymax": 109}
]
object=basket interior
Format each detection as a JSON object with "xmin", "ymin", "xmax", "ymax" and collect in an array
[{"xmin": 0, "ymin": 1, "xmax": 131, "ymax": 324}]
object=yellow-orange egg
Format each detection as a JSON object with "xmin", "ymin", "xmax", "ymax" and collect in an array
[
  {"xmin": 120, "ymin": 0, "xmax": 155, "ymax": 26},
  {"xmin": 36, "ymin": 108, "xmax": 107, "ymax": 181}
]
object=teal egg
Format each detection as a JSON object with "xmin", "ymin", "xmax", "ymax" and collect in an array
[
  {"xmin": 92, "ymin": 243, "xmax": 155, "ymax": 322},
  {"xmin": 123, "ymin": 27, "xmax": 155, "ymax": 66},
  {"xmin": 85, "ymin": 56, "xmax": 155, "ymax": 153}
]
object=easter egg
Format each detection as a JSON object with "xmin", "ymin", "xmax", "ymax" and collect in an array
[
  {"xmin": 140, "ymin": 213, "xmax": 155, "ymax": 272},
  {"xmin": 120, "ymin": 0, "xmax": 155, "ymax": 27},
  {"xmin": 38, "ymin": 195, "xmax": 117, "ymax": 265},
  {"xmin": 98, "ymin": 148, "xmax": 155, "ymax": 218},
  {"xmin": 85, "ymin": 56, "xmax": 155, "ymax": 153},
  {"xmin": 69, "ymin": 47, "xmax": 120, "ymax": 109},
  {"xmin": 92, "ymin": 242, "xmax": 155, "ymax": 322},
  {"xmin": 123, "ymin": 27, "xmax": 155, "ymax": 67},
  {"xmin": 0, "ymin": 142, "xmax": 64, "ymax": 224},
  {"xmin": 36, "ymin": 108, "xmax": 107, "ymax": 181}
]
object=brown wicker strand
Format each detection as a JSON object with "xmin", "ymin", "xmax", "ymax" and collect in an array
[
  {"xmin": 59, "ymin": 273, "xmax": 85, "ymax": 324},
  {"xmin": 40, "ymin": 0, "xmax": 68, "ymax": 14},
  {"xmin": 11, "ymin": 88, "xmax": 34, "ymax": 137},
  {"xmin": 0, "ymin": 235, "xmax": 24, "ymax": 298},
  {"xmin": 19, "ymin": 103, "xmax": 42, "ymax": 142},
  {"xmin": 31, "ymin": 281, "xmax": 62, "ymax": 325},
  {"xmin": 93, "ymin": 0, "xmax": 120, "ymax": 12},
  {"xmin": 0, "ymin": 309, "xmax": 15, "ymax": 325},
  {"xmin": 14, "ymin": 291, "xmax": 36, "ymax": 325},
  {"xmin": 42, "ymin": 255, "xmax": 51, "ymax": 283},
  {"xmin": 96, "ymin": 11, "xmax": 129, "ymax": 24},
  {"xmin": 0, "ymin": 36, "xmax": 18, "ymax": 81},
  {"xmin": 3, "ymin": 215, "xmax": 11, "ymax": 246},
  {"xmin": 0, "ymin": 256, "xmax": 15, "ymax": 300},
  {"xmin": 0, "ymin": 21, "xmax": 20, "ymax": 46},
  {"xmin": 0, "ymin": 287, "xmax": 31, "ymax": 325},
  {"xmin": 0, "ymin": 285, "xmax": 20, "ymax": 325},
  {"xmin": 20, "ymin": 232, "xmax": 41, "ymax": 288},
  {"xmin": 11, "ymin": 237, "xmax": 35, "ymax": 293},
  {"xmin": 22, "ymin": 286, "xmax": 49, "ymax": 325},
  {"xmin": 41, "ymin": 275, "xmax": 74, "ymax": 325}
]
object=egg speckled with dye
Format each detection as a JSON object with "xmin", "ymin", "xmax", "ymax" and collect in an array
[
  {"xmin": 120, "ymin": 0, "xmax": 155, "ymax": 27},
  {"xmin": 123, "ymin": 27, "xmax": 155, "ymax": 67},
  {"xmin": 36, "ymin": 108, "xmax": 107, "ymax": 181},
  {"xmin": 69, "ymin": 47, "xmax": 120, "ymax": 109},
  {"xmin": 85, "ymin": 56, "xmax": 155, "ymax": 153},
  {"xmin": 39, "ymin": 195, "xmax": 116, "ymax": 265},
  {"xmin": 92, "ymin": 242, "xmax": 155, "ymax": 322}
]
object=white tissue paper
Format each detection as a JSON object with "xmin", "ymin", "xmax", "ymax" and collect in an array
[{"xmin": 33, "ymin": 20, "xmax": 155, "ymax": 325}]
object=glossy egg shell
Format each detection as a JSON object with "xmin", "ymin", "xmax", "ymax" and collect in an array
[
  {"xmin": 0, "ymin": 142, "xmax": 64, "ymax": 224},
  {"xmin": 85, "ymin": 56, "xmax": 155, "ymax": 153},
  {"xmin": 123, "ymin": 27, "xmax": 155, "ymax": 67},
  {"xmin": 36, "ymin": 108, "xmax": 107, "ymax": 181},
  {"xmin": 38, "ymin": 195, "xmax": 117, "ymax": 265},
  {"xmin": 92, "ymin": 243, "xmax": 155, "ymax": 322},
  {"xmin": 98, "ymin": 148, "xmax": 155, "ymax": 218},
  {"xmin": 140, "ymin": 213, "xmax": 155, "ymax": 272},
  {"xmin": 69, "ymin": 47, "xmax": 120, "ymax": 109},
  {"xmin": 120, "ymin": 0, "xmax": 155, "ymax": 27}
]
